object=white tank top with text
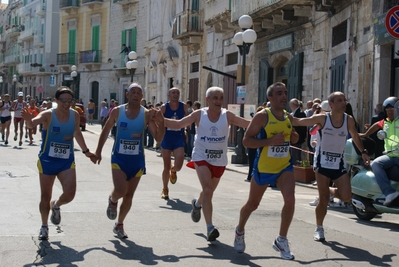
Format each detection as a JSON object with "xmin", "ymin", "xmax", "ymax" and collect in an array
[{"xmin": 192, "ymin": 108, "xmax": 229, "ymax": 166}]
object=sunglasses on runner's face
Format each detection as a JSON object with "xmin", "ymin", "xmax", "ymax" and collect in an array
[{"xmin": 59, "ymin": 98, "xmax": 73, "ymax": 103}]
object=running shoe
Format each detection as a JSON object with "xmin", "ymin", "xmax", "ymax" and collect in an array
[
  {"xmin": 13, "ymin": 133, "xmax": 17, "ymax": 141},
  {"xmin": 113, "ymin": 223, "xmax": 128, "ymax": 239},
  {"xmin": 273, "ymin": 237, "xmax": 295, "ymax": 260},
  {"xmin": 38, "ymin": 226, "xmax": 49, "ymax": 240},
  {"xmin": 314, "ymin": 226, "xmax": 325, "ymax": 242},
  {"xmin": 19, "ymin": 141, "xmax": 22, "ymax": 146},
  {"xmin": 207, "ymin": 227, "xmax": 220, "ymax": 241},
  {"xmin": 234, "ymin": 227, "xmax": 245, "ymax": 253},
  {"xmin": 1, "ymin": 133, "xmax": 4, "ymax": 141},
  {"xmin": 50, "ymin": 200, "xmax": 61, "ymax": 225},
  {"xmin": 309, "ymin": 197, "xmax": 319, "ymax": 206},
  {"xmin": 107, "ymin": 197, "xmax": 118, "ymax": 220},
  {"xmin": 161, "ymin": 188, "xmax": 169, "ymax": 200},
  {"xmin": 5, "ymin": 140, "xmax": 8, "ymax": 145},
  {"xmin": 169, "ymin": 170, "xmax": 177, "ymax": 184},
  {"xmin": 29, "ymin": 140, "xmax": 33, "ymax": 145},
  {"xmin": 383, "ymin": 191, "xmax": 399, "ymax": 206},
  {"xmin": 25, "ymin": 132, "xmax": 28, "ymax": 139},
  {"xmin": 191, "ymin": 198, "xmax": 201, "ymax": 223},
  {"xmin": 329, "ymin": 200, "xmax": 345, "ymax": 208}
]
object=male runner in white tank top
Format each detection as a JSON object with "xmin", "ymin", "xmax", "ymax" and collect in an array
[
  {"xmin": 292, "ymin": 91, "xmax": 370, "ymax": 242},
  {"xmin": 164, "ymin": 86, "xmax": 249, "ymax": 242}
]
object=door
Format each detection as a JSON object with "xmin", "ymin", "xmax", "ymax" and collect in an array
[
  {"xmin": 91, "ymin": 81, "xmax": 99, "ymax": 120},
  {"xmin": 287, "ymin": 52, "xmax": 304, "ymax": 102},
  {"xmin": 330, "ymin": 54, "xmax": 346, "ymax": 93},
  {"xmin": 188, "ymin": 78, "xmax": 199, "ymax": 101},
  {"xmin": 258, "ymin": 60, "xmax": 274, "ymax": 106}
]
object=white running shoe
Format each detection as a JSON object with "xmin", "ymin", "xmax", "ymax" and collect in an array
[
  {"xmin": 309, "ymin": 197, "xmax": 319, "ymax": 206},
  {"xmin": 234, "ymin": 228, "xmax": 245, "ymax": 253},
  {"xmin": 272, "ymin": 237, "xmax": 294, "ymax": 260},
  {"xmin": 314, "ymin": 226, "xmax": 325, "ymax": 242}
]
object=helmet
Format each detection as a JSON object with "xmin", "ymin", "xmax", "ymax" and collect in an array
[{"xmin": 382, "ymin": 97, "xmax": 398, "ymax": 110}]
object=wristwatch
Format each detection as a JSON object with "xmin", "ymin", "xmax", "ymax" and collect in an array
[
  {"xmin": 82, "ymin": 148, "xmax": 90, "ymax": 154},
  {"xmin": 361, "ymin": 149, "xmax": 368, "ymax": 154}
]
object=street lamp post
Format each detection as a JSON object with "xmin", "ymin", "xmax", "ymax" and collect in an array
[
  {"xmin": 231, "ymin": 15, "xmax": 257, "ymax": 164},
  {"xmin": 126, "ymin": 51, "xmax": 138, "ymax": 82},
  {"xmin": 12, "ymin": 74, "xmax": 17, "ymax": 99},
  {"xmin": 71, "ymin": 65, "xmax": 78, "ymax": 97}
]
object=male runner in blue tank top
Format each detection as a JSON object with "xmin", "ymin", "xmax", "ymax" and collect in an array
[
  {"xmin": 93, "ymin": 82, "xmax": 165, "ymax": 239},
  {"xmin": 160, "ymin": 87, "xmax": 188, "ymax": 199},
  {"xmin": 21, "ymin": 86, "xmax": 96, "ymax": 240}
]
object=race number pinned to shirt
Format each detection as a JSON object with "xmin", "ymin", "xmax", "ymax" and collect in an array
[
  {"xmin": 321, "ymin": 151, "xmax": 341, "ymax": 169},
  {"xmin": 268, "ymin": 142, "xmax": 289, "ymax": 158},
  {"xmin": 205, "ymin": 149, "xmax": 223, "ymax": 160},
  {"xmin": 49, "ymin": 142, "xmax": 71, "ymax": 159},
  {"xmin": 119, "ymin": 139, "xmax": 140, "ymax": 155}
]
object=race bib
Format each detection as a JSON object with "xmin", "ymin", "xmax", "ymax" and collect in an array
[
  {"xmin": 321, "ymin": 151, "xmax": 341, "ymax": 169},
  {"xmin": 48, "ymin": 142, "xmax": 71, "ymax": 159},
  {"xmin": 118, "ymin": 139, "xmax": 140, "ymax": 155},
  {"xmin": 205, "ymin": 149, "xmax": 223, "ymax": 160},
  {"xmin": 267, "ymin": 142, "xmax": 289, "ymax": 158}
]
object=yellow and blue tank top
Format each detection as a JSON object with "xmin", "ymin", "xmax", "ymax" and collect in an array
[
  {"xmin": 112, "ymin": 105, "xmax": 145, "ymax": 160},
  {"xmin": 39, "ymin": 109, "xmax": 75, "ymax": 161},
  {"xmin": 256, "ymin": 108, "xmax": 292, "ymax": 174}
]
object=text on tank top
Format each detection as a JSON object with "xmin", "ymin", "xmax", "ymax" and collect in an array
[
  {"xmin": 192, "ymin": 108, "xmax": 229, "ymax": 166},
  {"xmin": 315, "ymin": 113, "xmax": 348, "ymax": 169}
]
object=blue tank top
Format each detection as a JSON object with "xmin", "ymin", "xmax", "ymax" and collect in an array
[
  {"xmin": 112, "ymin": 105, "xmax": 145, "ymax": 160},
  {"xmin": 164, "ymin": 102, "xmax": 185, "ymax": 136},
  {"xmin": 39, "ymin": 109, "xmax": 75, "ymax": 161}
]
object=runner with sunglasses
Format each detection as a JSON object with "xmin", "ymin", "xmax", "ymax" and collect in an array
[{"xmin": 21, "ymin": 86, "xmax": 96, "ymax": 240}]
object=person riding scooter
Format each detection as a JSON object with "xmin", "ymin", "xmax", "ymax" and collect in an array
[{"xmin": 360, "ymin": 96, "xmax": 399, "ymax": 206}]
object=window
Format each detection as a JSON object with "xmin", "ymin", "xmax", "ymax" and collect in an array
[
  {"xmin": 226, "ymin": 52, "xmax": 238, "ymax": 66},
  {"xmin": 121, "ymin": 28, "xmax": 137, "ymax": 52},
  {"xmin": 190, "ymin": 62, "xmax": 199, "ymax": 73},
  {"xmin": 332, "ymin": 20, "xmax": 347, "ymax": 47},
  {"xmin": 384, "ymin": 0, "xmax": 399, "ymax": 12}
]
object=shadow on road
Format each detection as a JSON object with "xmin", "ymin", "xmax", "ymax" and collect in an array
[
  {"xmin": 102, "ymin": 239, "xmax": 179, "ymax": 265},
  {"xmin": 159, "ymin": 198, "xmax": 191, "ymax": 213},
  {"xmin": 24, "ymin": 240, "xmax": 102, "ymax": 267},
  {"xmin": 296, "ymin": 240, "xmax": 396, "ymax": 266}
]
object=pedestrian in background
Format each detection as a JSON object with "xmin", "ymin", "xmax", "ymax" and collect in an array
[{"xmin": 100, "ymin": 101, "xmax": 108, "ymax": 129}]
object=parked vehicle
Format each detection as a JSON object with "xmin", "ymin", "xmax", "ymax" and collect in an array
[{"xmin": 345, "ymin": 131, "xmax": 399, "ymax": 221}]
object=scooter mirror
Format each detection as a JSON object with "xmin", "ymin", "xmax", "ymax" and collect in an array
[{"xmin": 377, "ymin": 130, "xmax": 387, "ymax": 140}]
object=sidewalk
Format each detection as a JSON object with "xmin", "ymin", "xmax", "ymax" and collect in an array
[{"xmin": 85, "ymin": 122, "xmax": 317, "ymax": 189}]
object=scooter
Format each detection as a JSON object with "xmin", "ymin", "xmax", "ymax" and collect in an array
[{"xmin": 345, "ymin": 131, "xmax": 399, "ymax": 221}]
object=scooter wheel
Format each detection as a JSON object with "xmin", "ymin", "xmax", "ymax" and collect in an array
[{"xmin": 352, "ymin": 205, "xmax": 377, "ymax": 221}]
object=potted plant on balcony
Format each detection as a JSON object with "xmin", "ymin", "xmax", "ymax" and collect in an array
[{"xmin": 293, "ymin": 159, "xmax": 315, "ymax": 184}]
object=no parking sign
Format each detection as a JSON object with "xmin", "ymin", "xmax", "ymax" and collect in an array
[{"xmin": 385, "ymin": 6, "xmax": 399, "ymax": 39}]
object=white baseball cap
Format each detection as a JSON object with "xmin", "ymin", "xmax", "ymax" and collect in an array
[
  {"xmin": 321, "ymin": 100, "xmax": 331, "ymax": 112},
  {"xmin": 18, "ymin": 92, "xmax": 24, "ymax": 97}
]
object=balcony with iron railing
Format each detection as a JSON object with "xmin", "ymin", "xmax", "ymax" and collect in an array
[
  {"xmin": 34, "ymin": 34, "xmax": 45, "ymax": 47},
  {"xmin": 172, "ymin": 10, "xmax": 204, "ymax": 45},
  {"xmin": 17, "ymin": 62, "xmax": 34, "ymax": 74},
  {"xmin": 57, "ymin": 52, "xmax": 79, "ymax": 67},
  {"xmin": 5, "ymin": 53, "xmax": 21, "ymax": 65},
  {"xmin": 113, "ymin": 0, "xmax": 138, "ymax": 4},
  {"xmin": 82, "ymin": 0, "xmax": 103, "ymax": 8},
  {"xmin": 79, "ymin": 50, "xmax": 102, "ymax": 68},
  {"xmin": 6, "ymin": 25, "xmax": 22, "ymax": 38},
  {"xmin": 18, "ymin": 27, "xmax": 34, "ymax": 42},
  {"xmin": 36, "ymin": 2, "xmax": 46, "ymax": 16},
  {"xmin": 60, "ymin": 0, "xmax": 79, "ymax": 10}
]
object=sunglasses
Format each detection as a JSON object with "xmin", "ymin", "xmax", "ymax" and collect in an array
[{"xmin": 59, "ymin": 98, "xmax": 73, "ymax": 103}]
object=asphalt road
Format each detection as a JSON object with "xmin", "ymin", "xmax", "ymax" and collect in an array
[{"xmin": 0, "ymin": 123, "xmax": 398, "ymax": 267}]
